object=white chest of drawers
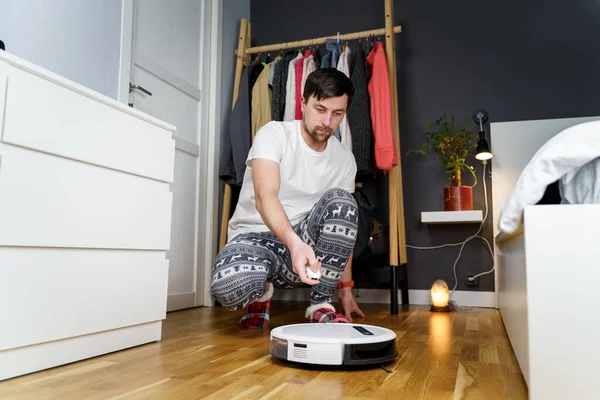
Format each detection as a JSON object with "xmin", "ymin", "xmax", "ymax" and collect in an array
[{"xmin": 0, "ymin": 51, "xmax": 176, "ymax": 380}]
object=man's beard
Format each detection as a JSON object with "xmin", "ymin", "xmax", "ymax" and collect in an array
[{"xmin": 303, "ymin": 120, "xmax": 333, "ymax": 143}]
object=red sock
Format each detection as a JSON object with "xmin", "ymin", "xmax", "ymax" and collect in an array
[
  {"xmin": 238, "ymin": 299, "xmax": 271, "ymax": 328},
  {"xmin": 305, "ymin": 303, "xmax": 349, "ymax": 323}
]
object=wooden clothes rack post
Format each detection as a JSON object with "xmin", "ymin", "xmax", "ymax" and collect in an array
[{"xmin": 219, "ymin": 0, "xmax": 409, "ymax": 314}]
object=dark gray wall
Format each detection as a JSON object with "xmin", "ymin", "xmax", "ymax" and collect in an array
[{"xmin": 248, "ymin": 0, "xmax": 600, "ymax": 291}]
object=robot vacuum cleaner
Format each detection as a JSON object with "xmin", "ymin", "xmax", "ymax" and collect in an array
[{"xmin": 270, "ymin": 323, "xmax": 397, "ymax": 366}]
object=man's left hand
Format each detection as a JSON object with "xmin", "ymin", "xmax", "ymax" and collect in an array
[{"xmin": 337, "ymin": 288, "xmax": 365, "ymax": 322}]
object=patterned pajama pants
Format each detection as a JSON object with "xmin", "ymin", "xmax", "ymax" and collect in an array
[{"xmin": 211, "ymin": 188, "xmax": 359, "ymax": 311}]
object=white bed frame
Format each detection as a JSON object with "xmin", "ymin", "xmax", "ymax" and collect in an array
[
  {"xmin": 0, "ymin": 52, "xmax": 175, "ymax": 380},
  {"xmin": 491, "ymin": 116, "xmax": 600, "ymax": 399}
]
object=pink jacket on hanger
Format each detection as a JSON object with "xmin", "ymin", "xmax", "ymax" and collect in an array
[
  {"xmin": 366, "ymin": 41, "xmax": 398, "ymax": 171},
  {"xmin": 295, "ymin": 50, "xmax": 311, "ymax": 119}
]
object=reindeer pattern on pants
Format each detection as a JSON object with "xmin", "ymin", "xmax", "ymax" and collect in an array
[{"xmin": 211, "ymin": 188, "xmax": 359, "ymax": 310}]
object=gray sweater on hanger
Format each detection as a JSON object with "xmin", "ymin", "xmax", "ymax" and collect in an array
[
  {"xmin": 347, "ymin": 46, "xmax": 373, "ymax": 177},
  {"xmin": 271, "ymin": 51, "xmax": 296, "ymax": 121},
  {"xmin": 220, "ymin": 60, "xmax": 263, "ymax": 185}
]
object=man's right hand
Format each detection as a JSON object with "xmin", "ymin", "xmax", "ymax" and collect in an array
[
  {"xmin": 251, "ymin": 158, "xmax": 321, "ymax": 286},
  {"xmin": 289, "ymin": 236, "xmax": 321, "ymax": 286}
]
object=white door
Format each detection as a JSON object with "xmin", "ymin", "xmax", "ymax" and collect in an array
[{"xmin": 121, "ymin": 0, "xmax": 215, "ymax": 311}]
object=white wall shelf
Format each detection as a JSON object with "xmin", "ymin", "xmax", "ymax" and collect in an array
[{"xmin": 421, "ymin": 210, "xmax": 483, "ymax": 224}]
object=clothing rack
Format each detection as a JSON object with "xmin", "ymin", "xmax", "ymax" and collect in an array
[
  {"xmin": 236, "ymin": 26, "xmax": 403, "ymax": 55},
  {"xmin": 219, "ymin": 0, "xmax": 408, "ymax": 314}
]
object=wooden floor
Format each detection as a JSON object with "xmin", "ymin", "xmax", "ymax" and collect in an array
[{"xmin": 0, "ymin": 302, "xmax": 528, "ymax": 399}]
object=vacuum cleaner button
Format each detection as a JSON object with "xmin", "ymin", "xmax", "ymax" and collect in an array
[{"xmin": 353, "ymin": 326, "xmax": 374, "ymax": 335}]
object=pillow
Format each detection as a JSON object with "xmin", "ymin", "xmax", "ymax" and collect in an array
[{"xmin": 499, "ymin": 120, "xmax": 600, "ymax": 233}]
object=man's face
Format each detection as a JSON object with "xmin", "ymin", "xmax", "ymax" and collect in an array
[{"xmin": 300, "ymin": 94, "xmax": 348, "ymax": 143}]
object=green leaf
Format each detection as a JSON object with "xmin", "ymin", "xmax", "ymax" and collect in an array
[{"xmin": 407, "ymin": 114, "xmax": 478, "ymax": 186}]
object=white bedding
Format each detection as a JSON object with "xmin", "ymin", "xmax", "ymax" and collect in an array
[
  {"xmin": 561, "ymin": 156, "xmax": 600, "ymax": 204},
  {"xmin": 498, "ymin": 120, "xmax": 600, "ymax": 233}
]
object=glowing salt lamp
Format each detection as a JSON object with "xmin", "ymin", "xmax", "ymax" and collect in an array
[{"xmin": 430, "ymin": 279, "xmax": 450, "ymax": 312}]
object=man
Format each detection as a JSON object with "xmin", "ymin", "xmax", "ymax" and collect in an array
[{"xmin": 211, "ymin": 68, "xmax": 365, "ymax": 328}]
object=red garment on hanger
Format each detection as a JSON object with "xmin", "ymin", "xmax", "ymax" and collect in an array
[
  {"xmin": 295, "ymin": 50, "xmax": 312, "ymax": 120},
  {"xmin": 366, "ymin": 41, "xmax": 398, "ymax": 171}
]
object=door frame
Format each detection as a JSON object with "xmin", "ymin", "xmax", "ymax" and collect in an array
[
  {"xmin": 117, "ymin": 0, "xmax": 134, "ymax": 105},
  {"xmin": 118, "ymin": 0, "xmax": 222, "ymax": 307}
]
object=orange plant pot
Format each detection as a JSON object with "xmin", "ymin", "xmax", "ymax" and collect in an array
[{"xmin": 444, "ymin": 186, "xmax": 473, "ymax": 211}]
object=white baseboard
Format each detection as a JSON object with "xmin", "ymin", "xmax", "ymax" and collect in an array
[
  {"xmin": 272, "ymin": 288, "xmax": 496, "ymax": 308},
  {"xmin": 167, "ymin": 292, "xmax": 196, "ymax": 312}
]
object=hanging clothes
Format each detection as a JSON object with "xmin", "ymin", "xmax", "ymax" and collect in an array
[
  {"xmin": 283, "ymin": 52, "xmax": 303, "ymax": 121},
  {"xmin": 366, "ymin": 41, "xmax": 398, "ymax": 172},
  {"xmin": 363, "ymin": 37, "xmax": 374, "ymax": 81},
  {"xmin": 252, "ymin": 56, "xmax": 281, "ymax": 140},
  {"xmin": 325, "ymin": 38, "xmax": 341, "ymax": 68},
  {"xmin": 335, "ymin": 46, "xmax": 352, "ymax": 151},
  {"xmin": 321, "ymin": 51, "xmax": 332, "ymax": 68},
  {"xmin": 248, "ymin": 58, "xmax": 264, "ymax": 91},
  {"xmin": 220, "ymin": 59, "xmax": 263, "ymax": 185},
  {"xmin": 295, "ymin": 50, "xmax": 312, "ymax": 120},
  {"xmin": 312, "ymin": 47, "xmax": 321, "ymax": 68},
  {"xmin": 301, "ymin": 54, "xmax": 317, "ymax": 96},
  {"xmin": 268, "ymin": 56, "xmax": 279, "ymax": 86},
  {"xmin": 271, "ymin": 51, "xmax": 296, "ymax": 121},
  {"xmin": 297, "ymin": 53, "xmax": 317, "ymax": 120},
  {"xmin": 347, "ymin": 44, "xmax": 373, "ymax": 177}
]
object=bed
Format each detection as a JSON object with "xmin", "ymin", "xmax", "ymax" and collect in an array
[{"xmin": 490, "ymin": 115, "xmax": 600, "ymax": 400}]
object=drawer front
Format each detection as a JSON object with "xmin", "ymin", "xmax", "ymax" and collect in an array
[
  {"xmin": 1, "ymin": 64, "xmax": 175, "ymax": 183},
  {"xmin": 0, "ymin": 145, "xmax": 172, "ymax": 249},
  {"xmin": 0, "ymin": 247, "xmax": 168, "ymax": 351}
]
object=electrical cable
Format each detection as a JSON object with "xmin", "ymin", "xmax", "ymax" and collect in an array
[{"xmin": 406, "ymin": 161, "xmax": 496, "ymax": 301}]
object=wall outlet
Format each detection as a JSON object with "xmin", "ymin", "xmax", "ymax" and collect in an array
[{"xmin": 466, "ymin": 274, "xmax": 479, "ymax": 287}]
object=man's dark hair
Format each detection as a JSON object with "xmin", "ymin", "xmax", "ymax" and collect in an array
[{"xmin": 303, "ymin": 68, "xmax": 354, "ymax": 108}]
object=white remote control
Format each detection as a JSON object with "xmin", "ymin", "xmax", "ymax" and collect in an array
[{"xmin": 306, "ymin": 267, "xmax": 321, "ymax": 280}]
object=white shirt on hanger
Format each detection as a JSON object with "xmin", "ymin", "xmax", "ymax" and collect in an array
[
  {"xmin": 283, "ymin": 52, "xmax": 303, "ymax": 121},
  {"xmin": 301, "ymin": 55, "xmax": 316, "ymax": 97}
]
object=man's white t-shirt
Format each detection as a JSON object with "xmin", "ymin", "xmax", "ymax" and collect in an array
[{"xmin": 227, "ymin": 120, "xmax": 357, "ymax": 241}]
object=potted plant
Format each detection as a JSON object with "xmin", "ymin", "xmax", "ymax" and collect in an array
[{"xmin": 409, "ymin": 115, "xmax": 478, "ymax": 211}]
